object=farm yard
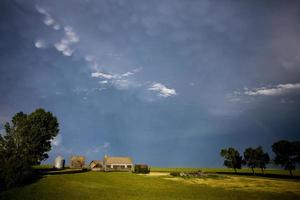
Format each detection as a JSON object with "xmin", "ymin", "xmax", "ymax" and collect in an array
[{"xmin": 1, "ymin": 167, "xmax": 300, "ymax": 200}]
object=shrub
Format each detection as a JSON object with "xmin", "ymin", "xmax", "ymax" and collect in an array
[
  {"xmin": 134, "ymin": 164, "xmax": 150, "ymax": 174},
  {"xmin": 170, "ymin": 171, "xmax": 181, "ymax": 176}
]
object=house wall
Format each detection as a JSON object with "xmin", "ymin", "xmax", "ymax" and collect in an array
[{"xmin": 104, "ymin": 164, "xmax": 133, "ymax": 172}]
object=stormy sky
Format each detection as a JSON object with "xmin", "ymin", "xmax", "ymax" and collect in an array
[{"xmin": 0, "ymin": 0, "xmax": 300, "ymax": 167}]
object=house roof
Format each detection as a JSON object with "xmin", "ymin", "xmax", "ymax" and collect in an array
[
  {"xmin": 90, "ymin": 160, "xmax": 103, "ymax": 168},
  {"xmin": 90, "ymin": 160, "xmax": 103, "ymax": 165},
  {"xmin": 104, "ymin": 156, "xmax": 133, "ymax": 165}
]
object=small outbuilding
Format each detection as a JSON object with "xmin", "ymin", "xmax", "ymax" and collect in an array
[
  {"xmin": 54, "ymin": 156, "xmax": 65, "ymax": 169},
  {"xmin": 70, "ymin": 156, "xmax": 85, "ymax": 168},
  {"xmin": 89, "ymin": 160, "xmax": 104, "ymax": 171}
]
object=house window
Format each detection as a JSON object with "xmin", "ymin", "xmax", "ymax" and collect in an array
[
  {"xmin": 127, "ymin": 165, "xmax": 132, "ymax": 169},
  {"xmin": 113, "ymin": 165, "xmax": 118, "ymax": 169},
  {"xmin": 120, "ymin": 165, "xmax": 125, "ymax": 168},
  {"xmin": 107, "ymin": 165, "xmax": 111, "ymax": 168}
]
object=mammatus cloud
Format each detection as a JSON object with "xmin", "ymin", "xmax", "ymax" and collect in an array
[
  {"xmin": 36, "ymin": 5, "xmax": 78, "ymax": 57},
  {"xmin": 148, "ymin": 83, "xmax": 177, "ymax": 97},
  {"xmin": 244, "ymin": 83, "xmax": 300, "ymax": 96},
  {"xmin": 35, "ymin": 5, "xmax": 176, "ymax": 99},
  {"xmin": 34, "ymin": 39, "xmax": 46, "ymax": 48},
  {"xmin": 36, "ymin": 5, "xmax": 60, "ymax": 30},
  {"xmin": 54, "ymin": 26, "xmax": 79, "ymax": 56}
]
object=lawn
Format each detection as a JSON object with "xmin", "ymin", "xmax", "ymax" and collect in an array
[{"xmin": 1, "ymin": 168, "xmax": 300, "ymax": 200}]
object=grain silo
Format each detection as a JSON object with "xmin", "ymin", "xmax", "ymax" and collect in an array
[{"xmin": 54, "ymin": 156, "xmax": 65, "ymax": 169}]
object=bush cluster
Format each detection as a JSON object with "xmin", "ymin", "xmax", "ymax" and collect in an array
[
  {"xmin": 134, "ymin": 164, "xmax": 150, "ymax": 174},
  {"xmin": 170, "ymin": 171, "xmax": 181, "ymax": 176}
]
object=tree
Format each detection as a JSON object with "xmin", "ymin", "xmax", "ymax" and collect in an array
[
  {"xmin": 220, "ymin": 147, "xmax": 242, "ymax": 173},
  {"xmin": 243, "ymin": 146, "xmax": 270, "ymax": 175},
  {"xmin": 0, "ymin": 108, "xmax": 59, "ymax": 189},
  {"xmin": 243, "ymin": 147, "xmax": 257, "ymax": 175},
  {"xmin": 272, "ymin": 140, "xmax": 300, "ymax": 176},
  {"xmin": 255, "ymin": 146, "xmax": 270, "ymax": 175}
]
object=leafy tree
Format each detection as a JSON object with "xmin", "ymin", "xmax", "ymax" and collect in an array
[
  {"xmin": 243, "ymin": 146, "xmax": 270, "ymax": 175},
  {"xmin": 0, "ymin": 108, "xmax": 59, "ymax": 189},
  {"xmin": 220, "ymin": 147, "xmax": 242, "ymax": 173},
  {"xmin": 255, "ymin": 146, "xmax": 270, "ymax": 174},
  {"xmin": 272, "ymin": 140, "xmax": 300, "ymax": 176},
  {"xmin": 243, "ymin": 147, "xmax": 257, "ymax": 175}
]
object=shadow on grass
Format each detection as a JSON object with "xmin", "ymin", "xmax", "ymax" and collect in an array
[
  {"xmin": 0, "ymin": 168, "xmax": 89, "ymax": 192},
  {"xmin": 35, "ymin": 167, "xmax": 89, "ymax": 175},
  {"xmin": 0, "ymin": 171, "xmax": 45, "ymax": 192},
  {"xmin": 214, "ymin": 172, "xmax": 300, "ymax": 180}
]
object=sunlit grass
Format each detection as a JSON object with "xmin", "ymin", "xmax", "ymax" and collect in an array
[
  {"xmin": 1, "ymin": 169, "xmax": 300, "ymax": 200},
  {"xmin": 151, "ymin": 167, "xmax": 300, "ymax": 176},
  {"xmin": 165, "ymin": 174, "xmax": 300, "ymax": 194}
]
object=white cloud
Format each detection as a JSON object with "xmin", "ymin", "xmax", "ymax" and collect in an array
[
  {"xmin": 148, "ymin": 83, "xmax": 177, "ymax": 97},
  {"xmin": 53, "ymin": 24, "xmax": 61, "ymax": 30},
  {"xmin": 244, "ymin": 83, "xmax": 300, "ymax": 96},
  {"xmin": 91, "ymin": 69, "xmax": 142, "ymax": 90},
  {"xmin": 36, "ymin": 5, "xmax": 57, "ymax": 27},
  {"xmin": 35, "ymin": 5, "xmax": 48, "ymax": 15},
  {"xmin": 54, "ymin": 26, "xmax": 79, "ymax": 56},
  {"xmin": 43, "ymin": 15, "xmax": 55, "ymax": 26},
  {"xmin": 54, "ymin": 42, "xmax": 68, "ymax": 51},
  {"xmin": 64, "ymin": 26, "xmax": 80, "ymax": 43},
  {"xmin": 112, "ymin": 79, "xmax": 135, "ymax": 90},
  {"xmin": 122, "ymin": 72, "xmax": 134, "ymax": 77},
  {"xmin": 85, "ymin": 55, "xmax": 94, "ymax": 62},
  {"xmin": 36, "ymin": 6, "xmax": 79, "ymax": 57},
  {"xmin": 91, "ymin": 72, "xmax": 115, "ymax": 79},
  {"xmin": 62, "ymin": 48, "xmax": 73, "ymax": 56},
  {"xmin": 100, "ymin": 80, "xmax": 108, "ymax": 84},
  {"xmin": 51, "ymin": 135, "xmax": 62, "ymax": 147},
  {"xmin": 35, "ymin": 39, "xmax": 46, "ymax": 48}
]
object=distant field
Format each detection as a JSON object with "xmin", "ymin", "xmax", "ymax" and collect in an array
[
  {"xmin": 151, "ymin": 167, "xmax": 300, "ymax": 176},
  {"xmin": 1, "ymin": 167, "xmax": 300, "ymax": 200}
]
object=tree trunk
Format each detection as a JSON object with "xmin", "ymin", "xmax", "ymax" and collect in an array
[
  {"xmin": 234, "ymin": 168, "xmax": 237, "ymax": 174},
  {"xmin": 261, "ymin": 168, "xmax": 264, "ymax": 175},
  {"xmin": 251, "ymin": 167, "xmax": 255, "ymax": 175},
  {"xmin": 289, "ymin": 169, "xmax": 293, "ymax": 177}
]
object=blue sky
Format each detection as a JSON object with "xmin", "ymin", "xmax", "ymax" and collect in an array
[{"xmin": 0, "ymin": 0, "xmax": 300, "ymax": 167}]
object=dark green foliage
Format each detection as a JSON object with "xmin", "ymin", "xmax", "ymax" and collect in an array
[
  {"xmin": 134, "ymin": 164, "xmax": 150, "ymax": 174},
  {"xmin": 255, "ymin": 146, "xmax": 270, "ymax": 174},
  {"xmin": 170, "ymin": 171, "xmax": 181, "ymax": 176},
  {"xmin": 220, "ymin": 147, "xmax": 242, "ymax": 173},
  {"xmin": 243, "ymin": 146, "xmax": 270, "ymax": 175},
  {"xmin": 243, "ymin": 147, "xmax": 256, "ymax": 174},
  {"xmin": 272, "ymin": 140, "xmax": 300, "ymax": 176},
  {"xmin": 0, "ymin": 108, "xmax": 59, "ymax": 189}
]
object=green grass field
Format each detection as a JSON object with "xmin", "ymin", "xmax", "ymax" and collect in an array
[
  {"xmin": 151, "ymin": 167, "xmax": 300, "ymax": 175},
  {"xmin": 1, "ymin": 168, "xmax": 300, "ymax": 200}
]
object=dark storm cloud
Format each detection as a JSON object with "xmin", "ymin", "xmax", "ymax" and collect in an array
[{"xmin": 0, "ymin": 0, "xmax": 300, "ymax": 166}]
